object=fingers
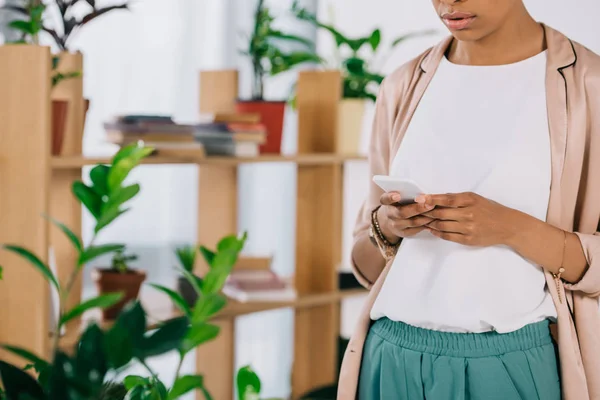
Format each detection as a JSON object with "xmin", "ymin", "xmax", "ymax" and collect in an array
[
  {"xmin": 416, "ymin": 192, "xmax": 478, "ymax": 208},
  {"xmin": 426, "ymin": 220, "xmax": 469, "ymax": 234},
  {"xmin": 380, "ymin": 192, "xmax": 402, "ymax": 206},
  {"xmin": 422, "ymin": 207, "xmax": 473, "ymax": 221},
  {"xmin": 402, "ymin": 226, "xmax": 428, "ymax": 237},
  {"xmin": 388, "ymin": 202, "xmax": 434, "ymax": 219},
  {"xmin": 427, "ymin": 228, "xmax": 472, "ymax": 245}
]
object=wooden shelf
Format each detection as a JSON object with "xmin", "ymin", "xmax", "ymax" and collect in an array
[
  {"xmin": 51, "ymin": 153, "xmax": 367, "ymax": 169},
  {"xmin": 59, "ymin": 288, "xmax": 367, "ymax": 351}
]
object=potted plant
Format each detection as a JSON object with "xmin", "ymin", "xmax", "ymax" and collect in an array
[
  {"xmin": 174, "ymin": 245, "xmax": 203, "ymax": 307},
  {"xmin": 238, "ymin": 0, "xmax": 321, "ymax": 154},
  {"xmin": 92, "ymin": 248, "xmax": 145, "ymax": 320},
  {"xmin": 0, "ymin": 140, "xmax": 249, "ymax": 398},
  {"xmin": 292, "ymin": 2, "xmax": 435, "ymax": 154}
]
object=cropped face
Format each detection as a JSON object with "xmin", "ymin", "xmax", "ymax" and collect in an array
[{"xmin": 431, "ymin": 0, "xmax": 524, "ymax": 41}]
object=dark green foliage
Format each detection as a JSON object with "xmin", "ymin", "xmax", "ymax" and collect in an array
[
  {"xmin": 292, "ymin": 1, "xmax": 436, "ymax": 101},
  {"xmin": 111, "ymin": 248, "xmax": 138, "ymax": 273},
  {"xmin": 242, "ymin": 0, "xmax": 321, "ymax": 100}
]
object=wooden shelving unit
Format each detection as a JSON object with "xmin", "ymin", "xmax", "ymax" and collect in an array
[
  {"xmin": 51, "ymin": 153, "xmax": 366, "ymax": 169},
  {"xmin": 0, "ymin": 62, "xmax": 365, "ymax": 399}
]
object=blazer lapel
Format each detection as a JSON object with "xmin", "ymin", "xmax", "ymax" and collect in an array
[{"xmin": 543, "ymin": 24, "xmax": 577, "ymax": 227}]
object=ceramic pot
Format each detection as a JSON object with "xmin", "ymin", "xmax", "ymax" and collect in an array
[{"xmin": 92, "ymin": 268, "xmax": 147, "ymax": 320}]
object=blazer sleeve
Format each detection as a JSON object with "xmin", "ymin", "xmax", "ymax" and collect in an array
[
  {"xmin": 564, "ymin": 231, "xmax": 600, "ymax": 297},
  {"xmin": 351, "ymin": 79, "xmax": 395, "ymax": 288}
]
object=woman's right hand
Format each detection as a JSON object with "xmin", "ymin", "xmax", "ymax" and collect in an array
[{"xmin": 378, "ymin": 192, "xmax": 435, "ymax": 242}]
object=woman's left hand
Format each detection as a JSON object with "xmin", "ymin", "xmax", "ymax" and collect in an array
[{"xmin": 417, "ymin": 192, "xmax": 523, "ymax": 247}]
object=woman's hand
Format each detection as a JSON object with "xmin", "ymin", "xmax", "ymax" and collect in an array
[
  {"xmin": 417, "ymin": 192, "xmax": 524, "ymax": 247},
  {"xmin": 378, "ymin": 192, "xmax": 435, "ymax": 242}
]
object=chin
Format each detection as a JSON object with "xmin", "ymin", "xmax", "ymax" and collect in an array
[{"xmin": 448, "ymin": 29, "xmax": 486, "ymax": 42}]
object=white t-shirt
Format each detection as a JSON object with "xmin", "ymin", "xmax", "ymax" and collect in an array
[{"xmin": 370, "ymin": 51, "xmax": 557, "ymax": 333}]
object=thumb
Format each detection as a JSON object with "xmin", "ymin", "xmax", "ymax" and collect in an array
[{"xmin": 380, "ymin": 192, "xmax": 402, "ymax": 206}]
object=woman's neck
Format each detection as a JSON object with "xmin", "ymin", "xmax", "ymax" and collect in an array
[{"xmin": 447, "ymin": 13, "xmax": 545, "ymax": 66}]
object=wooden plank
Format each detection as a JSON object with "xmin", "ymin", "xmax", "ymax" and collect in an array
[
  {"xmin": 0, "ymin": 45, "xmax": 52, "ymax": 362},
  {"xmin": 51, "ymin": 52, "xmax": 84, "ymax": 156},
  {"xmin": 294, "ymin": 304, "xmax": 340, "ymax": 398},
  {"xmin": 297, "ymin": 71, "xmax": 342, "ymax": 153},
  {"xmin": 197, "ymin": 165, "xmax": 238, "ymax": 273},
  {"xmin": 199, "ymin": 70, "xmax": 239, "ymax": 114},
  {"xmin": 295, "ymin": 166, "xmax": 342, "ymax": 294},
  {"xmin": 196, "ymin": 319, "xmax": 235, "ymax": 400},
  {"xmin": 293, "ymin": 163, "xmax": 343, "ymax": 395},
  {"xmin": 51, "ymin": 154, "xmax": 367, "ymax": 169},
  {"xmin": 50, "ymin": 169, "xmax": 82, "ymax": 333}
]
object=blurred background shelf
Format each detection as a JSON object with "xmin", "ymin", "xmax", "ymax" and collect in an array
[
  {"xmin": 51, "ymin": 153, "xmax": 367, "ymax": 169},
  {"xmin": 60, "ymin": 288, "xmax": 367, "ymax": 351}
]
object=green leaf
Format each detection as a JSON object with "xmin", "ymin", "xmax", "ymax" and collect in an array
[
  {"xmin": 60, "ymin": 293, "xmax": 124, "ymax": 327},
  {"xmin": 192, "ymin": 294, "xmax": 226, "ymax": 323},
  {"xmin": 149, "ymin": 284, "xmax": 191, "ymax": 318},
  {"xmin": 125, "ymin": 386, "xmax": 145, "ymax": 400},
  {"xmin": 200, "ymin": 387, "xmax": 214, "ymax": 400},
  {"xmin": 216, "ymin": 234, "xmax": 246, "ymax": 253},
  {"xmin": 0, "ymin": 360, "xmax": 45, "ymax": 399},
  {"xmin": 199, "ymin": 246, "xmax": 215, "ymax": 267},
  {"xmin": 103, "ymin": 184, "xmax": 140, "ymax": 213},
  {"xmin": 201, "ymin": 250, "xmax": 239, "ymax": 295},
  {"xmin": 141, "ymin": 317, "xmax": 189, "ymax": 359},
  {"xmin": 90, "ymin": 164, "xmax": 110, "ymax": 197},
  {"xmin": 44, "ymin": 215, "xmax": 82, "ymax": 252},
  {"xmin": 267, "ymin": 30, "xmax": 313, "ymax": 47},
  {"xmin": 2, "ymin": 245, "xmax": 59, "ymax": 291},
  {"xmin": 369, "ymin": 28, "xmax": 382, "ymax": 51},
  {"xmin": 105, "ymin": 302, "xmax": 146, "ymax": 368},
  {"xmin": 8, "ymin": 20, "xmax": 34, "ymax": 35},
  {"xmin": 111, "ymin": 143, "xmax": 141, "ymax": 166},
  {"xmin": 180, "ymin": 267, "xmax": 203, "ymax": 296},
  {"xmin": 0, "ymin": 345, "xmax": 49, "ymax": 370},
  {"xmin": 79, "ymin": 243, "xmax": 125, "ymax": 266},
  {"xmin": 269, "ymin": 50, "xmax": 322, "ymax": 76},
  {"xmin": 168, "ymin": 375, "xmax": 204, "ymax": 400},
  {"xmin": 180, "ymin": 323, "xmax": 220, "ymax": 354},
  {"xmin": 75, "ymin": 324, "xmax": 108, "ymax": 391},
  {"xmin": 73, "ymin": 181, "xmax": 103, "ymax": 219},
  {"xmin": 94, "ymin": 207, "xmax": 129, "ymax": 234},
  {"xmin": 107, "ymin": 146, "xmax": 154, "ymax": 193},
  {"xmin": 236, "ymin": 366, "xmax": 261, "ymax": 400},
  {"xmin": 124, "ymin": 376, "xmax": 150, "ymax": 390}
]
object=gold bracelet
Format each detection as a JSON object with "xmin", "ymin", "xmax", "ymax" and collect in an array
[{"xmin": 553, "ymin": 229, "xmax": 567, "ymax": 280}]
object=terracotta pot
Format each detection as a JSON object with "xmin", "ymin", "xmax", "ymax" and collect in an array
[
  {"xmin": 177, "ymin": 276, "xmax": 201, "ymax": 307},
  {"xmin": 51, "ymin": 100, "xmax": 68, "ymax": 156},
  {"xmin": 92, "ymin": 268, "xmax": 147, "ymax": 320},
  {"xmin": 235, "ymin": 100, "xmax": 286, "ymax": 154},
  {"xmin": 336, "ymin": 99, "xmax": 366, "ymax": 155}
]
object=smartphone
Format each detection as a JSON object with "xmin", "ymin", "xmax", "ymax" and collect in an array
[{"xmin": 372, "ymin": 175, "xmax": 427, "ymax": 204}]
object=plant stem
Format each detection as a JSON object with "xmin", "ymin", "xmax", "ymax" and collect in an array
[
  {"xmin": 51, "ymin": 234, "xmax": 98, "ymax": 357},
  {"xmin": 140, "ymin": 359, "xmax": 158, "ymax": 380},
  {"xmin": 173, "ymin": 355, "xmax": 184, "ymax": 382}
]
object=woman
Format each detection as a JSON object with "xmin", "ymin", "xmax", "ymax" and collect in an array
[{"xmin": 338, "ymin": 1, "xmax": 600, "ymax": 399}]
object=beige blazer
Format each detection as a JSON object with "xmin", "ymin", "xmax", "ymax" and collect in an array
[{"xmin": 338, "ymin": 25, "xmax": 600, "ymax": 400}]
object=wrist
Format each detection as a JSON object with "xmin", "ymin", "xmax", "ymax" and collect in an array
[
  {"xmin": 377, "ymin": 206, "xmax": 401, "ymax": 244},
  {"xmin": 504, "ymin": 210, "xmax": 538, "ymax": 250}
]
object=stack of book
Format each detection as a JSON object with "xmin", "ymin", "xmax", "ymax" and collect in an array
[
  {"xmin": 222, "ymin": 269, "xmax": 297, "ymax": 303},
  {"xmin": 104, "ymin": 113, "xmax": 267, "ymax": 158},
  {"xmin": 104, "ymin": 115, "xmax": 204, "ymax": 158},
  {"xmin": 196, "ymin": 112, "xmax": 266, "ymax": 157}
]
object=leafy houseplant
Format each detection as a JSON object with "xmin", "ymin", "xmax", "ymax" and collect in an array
[
  {"xmin": 93, "ymin": 248, "xmax": 144, "ymax": 320},
  {"xmin": 237, "ymin": 0, "xmax": 321, "ymax": 154},
  {"xmin": 174, "ymin": 245, "xmax": 204, "ymax": 307},
  {"xmin": 291, "ymin": 1, "xmax": 435, "ymax": 154},
  {"xmin": 237, "ymin": 366, "xmax": 284, "ymax": 400},
  {"xmin": 0, "ymin": 141, "xmax": 251, "ymax": 399}
]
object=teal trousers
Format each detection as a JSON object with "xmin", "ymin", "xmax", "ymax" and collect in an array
[{"xmin": 359, "ymin": 318, "xmax": 560, "ymax": 400}]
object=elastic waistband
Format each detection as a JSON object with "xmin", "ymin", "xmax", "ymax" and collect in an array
[{"xmin": 371, "ymin": 318, "xmax": 552, "ymax": 358}]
